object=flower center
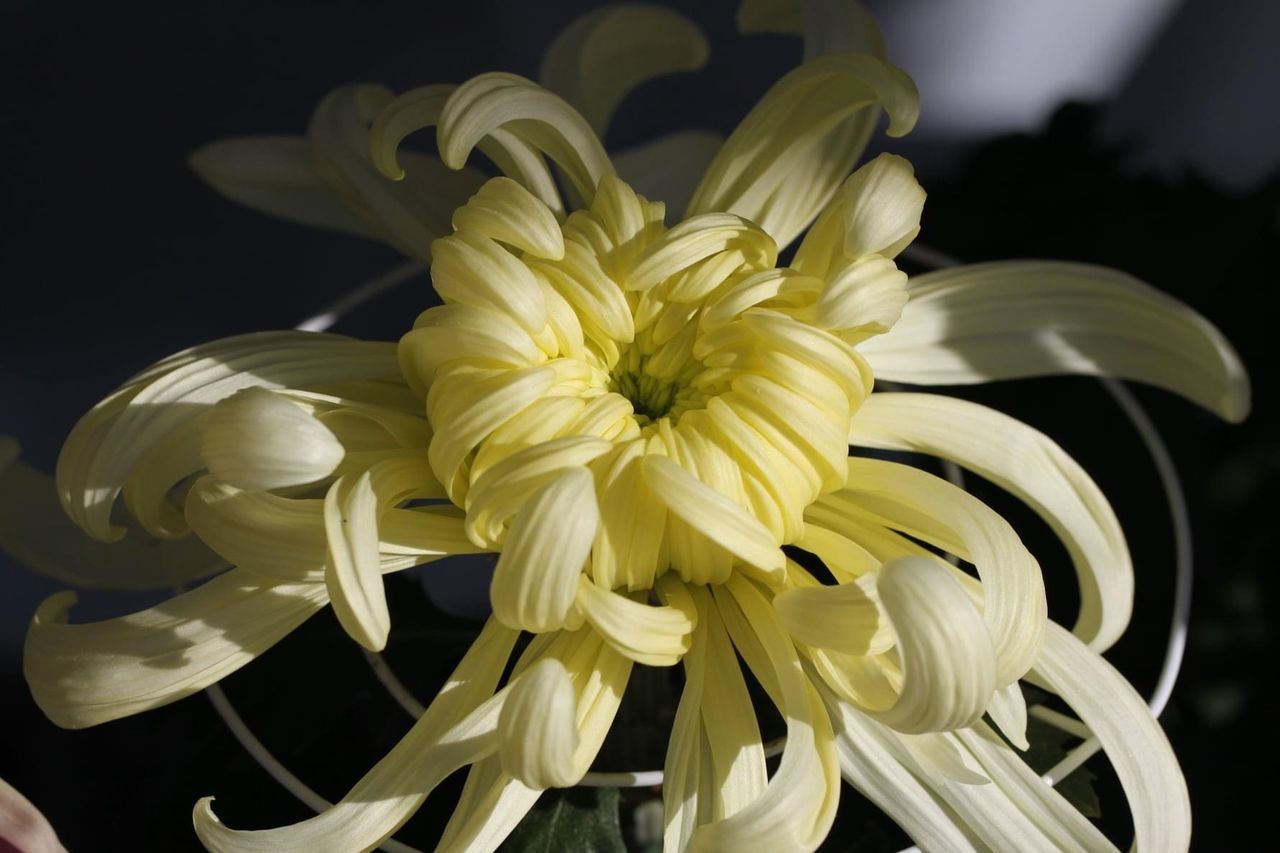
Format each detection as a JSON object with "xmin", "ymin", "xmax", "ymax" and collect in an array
[{"xmin": 404, "ymin": 174, "xmax": 871, "ymax": 593}]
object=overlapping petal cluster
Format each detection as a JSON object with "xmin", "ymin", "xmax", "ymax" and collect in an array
[{"xmin": 12, "ymin": 3, "xmax": 1250, "ymax": 853}]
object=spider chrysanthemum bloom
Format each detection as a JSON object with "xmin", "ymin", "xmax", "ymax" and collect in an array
[{"xmin": 18, "ymin": 5, "xmax": 1249, "ymax": 853}]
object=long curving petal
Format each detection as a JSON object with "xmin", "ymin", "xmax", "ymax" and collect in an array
[
  {"xmin": 25, "ymin": 570, "xmax": 329, "ymax": 729},
  {"xmin": 57, "ymin": 331, "xmax": 401, "ymax": 542},
  {"xmin": 0, "ymin": 441, "xmax": 225, "ymax": 589},
  {"xmin": 849, "ymin": 391, "xmax": 1133, "ymax": 651},
  {"xmin": 1030, "ymin": 622, "xmax": 1191, "ymax": 852},
  {"xmin": 194, "ymin": 617, "xmax": 519, "ymax": 852},
  {"xmin": 438, "ymin": 73, "xmax": 614, "ymax": 208},
  {"xmin": 858, "ymin": 261, "xmax": 1251, "ymax": 422}
]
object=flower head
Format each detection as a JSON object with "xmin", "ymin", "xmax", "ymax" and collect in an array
[{"xmin": 18, "ymin": 4, "xmax": 1250, "ymax": 853}]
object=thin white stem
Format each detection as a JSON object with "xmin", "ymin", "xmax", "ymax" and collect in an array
[
  {"xmin": 1028, "ymin": 705, "xmax": 1093, "ymax": 740},
  {"xmin": 294, "ymin": 260, "xmax": 425, "ymax": 332},
  {"xmin": 205, "ymin": 684, "xmax": 422, "ymax": 853}
]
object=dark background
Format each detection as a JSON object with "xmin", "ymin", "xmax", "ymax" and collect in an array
[{"xmin": 1, "ymin": 1, "xmax": 1275, "ymax": 850}]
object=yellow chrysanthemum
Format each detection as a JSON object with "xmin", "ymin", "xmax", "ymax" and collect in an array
[{"xmin": 15, "ymin": 4, "xmax": 1250, "ymax": 853}]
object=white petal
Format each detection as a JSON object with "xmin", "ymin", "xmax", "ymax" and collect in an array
[
  {"xmin": 687, "ymin": 55, "xmax": 918, "ymax": 248},
  {"xmin": 57, "ymin": 332, "xmax": 400, "ymax": 542},
  {"xmin": 1031, "ymin": 622, "xmax": 1191, "ymax": 852},
  {"xmin": 836, "ymin": 457, "xmax": 1047, "ymax": 686},
  {"xmin": 490, "ymin": 467, "xmax": 598, "ymax": 632},
  {"xmin": 868, "ymin": 557, "xmax": 996, "ymax": 733},
  {"xmin": 0, "ymin": 442, "xmax": 223, "ymax": 589},
  {"xmin": 24, "ymin": 570, "xmax": 329, "ymax": 729},
  {"xmin": 850, "ymin": 391, "xmax": 1133, "ymax": 651},
  {"xmin": 539, "ymin": 5, "xmax": 708, "ymax": 135},
  {"xmin": 859, "ymin": 260, "xmax": 1251, "ymax": 422},
  {"xmin": 696, "ymin": 575, "xmax": 840, "ymax": 852},
  {"xmin": 194, "ymin": 618, "xmax": 519, "ymax": 853},
  {"xmin": 307, "ymin": 84, "xmax": 485, "ymax": 260},
  {"xmin": 188, "ymin": 136, "xmax": 371, "ymax": 237},
  {"xmin": 201, "ymin": 387, "xmax": 345, "ymax": 491},
  {"xmin": 823, "ymin": 690, "xmax": 980, "ymax": 853}
]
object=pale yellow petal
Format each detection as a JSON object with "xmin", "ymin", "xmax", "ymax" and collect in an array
[
  {"xmin": 539, "ymin": 5, "xmax": 708, "ymax": 135},
  {"xmin": 687, "ymin": 55, "xmax": 918, "ymax": 247},
  {"xmin": 497, "ymin": 658, "xmax": 581, "ymax": 789},
  {"xmin": 814, "ymin": 255, "xmax": 908, "ymax": 340},
  {"xmin": 490, "ymin": 467, "xmax": 598, "ymax": 632},
  {"xmin": 25, "ymin": 570, "xmax": 329, "ymax": 729},
  {"xmin": 839, "ymin": 152, "xmax": 926, "ymax": 260},
  {"xmin": 323, "ymin": 471, "xmax": 388, "ymax": 651},
  {"xmin": 370, "ymin": 83, "xmax": 565, "ymax": 218},
  {"xmin": 430, "ymin": 229, "xmax": 549, "ymax": 335},
  {"xmin": 694, "ymin": 575, "xmax": 839, "ymax": 852},
  {"xmin": 438, "ymin": 73, "xmax": 613, "ymax": 207},
  {"xmin": 452, "ymin": 177, "xmax": 564, "ymax": 259},
  {"xmin": 0, "ymin": 777, "xmax": 66, "ymax": 853},
  {"xmin": 774, "ymin": 574, "xmax": 892, "ymax": 656},
  {"xmin": 436, "ymin": 757, "xmax": 540, "ymax": 853},
  {"xmin": 859, "ymin": 261, "xmax": 1251, "ymax": 422},
  {"xmin": 849, "ymin": 392, "xmax": 1133, "ymax": 651},
  {"xmin": 822, "ymin": 689, "xmax": 980, "ymax": 853},
  {"xmin": 864, "ymin": 557, "xmax": 996, "ymax": 733},
  {"xmin": 642, "ymin": 455, "xmax": 784, "ymax": 581},
  {"xmin": 575, "ymin": 576, "xmax": 692, "ymax": 666}
]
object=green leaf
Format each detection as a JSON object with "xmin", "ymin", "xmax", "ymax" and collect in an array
[
  {"xmin": 502, "ymin": 787, "xmax": 627, "ymax": 853},
  {"xmin": 1020, "ymin": 714, "xmax": 1102, "ymax": 818}
]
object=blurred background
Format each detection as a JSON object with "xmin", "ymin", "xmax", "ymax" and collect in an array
[{"xmin": 1, "ymin": 0, "xmax": 1275, "ymax": 849}]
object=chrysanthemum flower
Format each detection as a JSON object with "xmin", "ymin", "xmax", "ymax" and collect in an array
[{"xmin": 20, "ymin": 4, "xmax": 1248, "ymax": 852}]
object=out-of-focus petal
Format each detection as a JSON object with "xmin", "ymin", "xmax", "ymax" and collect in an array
[
  {"xmin": 539, "ymin": 4, "xmax": 708, "ymax": 135},
  {"xmin": 0, "ymin": 777, "xmax": 66, "ymax": 853},
  {"xmin": 188, "ymin": 136, "xmax": 372, "ymax": 236}
]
